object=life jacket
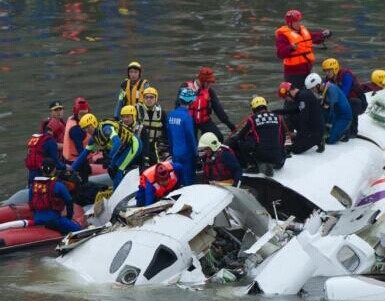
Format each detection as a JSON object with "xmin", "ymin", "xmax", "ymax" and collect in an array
[
  {"xmin": 275, "ymin": 25, "xmax": 315, "ymax": 66},
  {"xmin": 25, "ymin": 134, "xmax": 52, "ymax": 170},
  {"xmin": 140, "ymin": 162, "xmax": 178, "ymax": 199},
  {"xmin": 93, "ymin": 119, "xmax": 133, "ymax": 149},
  {"xmin": 29, "ymin": 177, "xmax": 65, "ymax": 212},
  {"xmin": 124, "ymin": 79, "xmax": 148, "ymax": 106},
  {"xmin": 136, "ymin": 103, "xmax": 164, "ymax": 143},
  {"xmin": 202, "ymin": 145, "xmax": 235, "ymax": 184},
  {"xmin": 247, "ymin": 112, "xmax": 284, "ymax": 145},
  {"xmin": 63, "ymin": 116, "xmax": 90, "ymax": 162},
  {"xmin": 46, "ymin": 117, "xmax": 66, "ymax": 143},
  {"xmin": 186, "ymin": 80, "xmax": 211, "ymax": 124},
  {"xmin": 336, "ymin": 69, "xmax": 368, "ymax": 111},
  {"xmin": 336, "ymin": 69, "xmax": 365, "ymax": 98}
]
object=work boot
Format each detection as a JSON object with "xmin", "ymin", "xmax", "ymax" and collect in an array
[{"xmin": 316, "ymin": 139, "xmax": 325, "ymax": 153}]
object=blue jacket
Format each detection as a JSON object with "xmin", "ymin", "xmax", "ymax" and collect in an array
[
  {"xmin": 167, "ymin": 107, "xmax": 197, "ymax": 159},
  {"xmin": 135, "ymin": 162, "xmax": 183, "ymax": 207},
  {"xmin": 325, "ymin": 83, "xmax": 352, "ymax": 123}
]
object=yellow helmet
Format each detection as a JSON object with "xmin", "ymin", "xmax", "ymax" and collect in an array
[
  {"xmin": 127, "ymin": 61, "xmax": 142, "ymax": 70},
  {"xmin": 79, "ymin": 113, "xmax": 98, "ymax": 129},
  {"xmin": 322, "ymin": 58, "xmax": 340, "ymax": 74},
  {"xmin": 198, "ymin": 132, "xmax": 221, "ymax": 152},
  {"xmin": 120, "ymin": 105, "xmax": 137, "ymax": 117},
  {"xmin": 250, "ymin": 96, "xmax": 267, "ymax": 109},
  {"xmin": 371, "ymin": 69, "xmax": 385, "ymax": 87},
  {"xmin": 143, "ymin": 87, "xmax": 159, "ymax": 102}
]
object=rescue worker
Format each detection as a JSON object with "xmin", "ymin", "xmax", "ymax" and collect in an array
[
  {"xmin": 43, "ymin": 101, "xmax": 66, "ymax": 152},
  {"xmin": 179, "ymin": 66, "xmax": 235, "ymax": 142},
  {"xmin": 29, "ymin": 158, "xmax": 82, "ymax": 235},
  {"xmin": 275, "ymin": 9, "xmax": 331, "ymax": 88},
  {"xmin": 322, "ymin": 58, "xmax": 367, "ymax": 137},
  {"xmin": 114, "ymin": 61, "xmax": 150, "ymax": 120},
  {"xmin": 135, "ymin": 161, "xmax": 183, "ymax": 207},
  {"xmin": 305, "ymin": 73, "xmax": 352, "ymax": 144},
  {"xmin": 136, "ymin": 86, "xmax": 169, "ymax": 165},
  {"xmin": 25, "ymin": 124, "xmax": 68, "ymax": 186},
  {"xmin": 167, "ymin": 87, "xmax": 197, "ymax": 186},
  {"xmin": 198, "ymin": 132, "xmax": 242, "ymax": 187},
  {"xmin": 361, "ymin": 69, "xmax": 385, "ymax": 93},
  {"xmin": 229, "ymin": 96, "xmax": 286, "ymax": 176},
  {"xmin": 120, "ymin": 105, "xmax": 150, "ymax": 171},
  {"xmin": 277, "ymin": 82, "xmax": 325, "ymax": 154},
  {"xmin": 63, "ymin": 97, "xmax": 91, "ymax": 182},
  {"xmin": 71, "ymin": 113, "xmax": 142, "ymax": 190}
]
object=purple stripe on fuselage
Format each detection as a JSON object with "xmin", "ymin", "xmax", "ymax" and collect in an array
[{"xmin": 358, "ymin": 190, "xmax": 385, "ymax": 206}]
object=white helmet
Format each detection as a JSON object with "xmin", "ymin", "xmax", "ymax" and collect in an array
[
  {"xmin": 305, "ymin": 73, "xmax": 322, "ymax": 89},
  {"xmin": 198, "ymin": 132, "xmax": 221, "ymax": 152}
]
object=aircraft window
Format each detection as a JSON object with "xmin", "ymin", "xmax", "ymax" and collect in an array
[
  {"xmin": 337, "ymin": 246, "xmax": 360, "ymax": 272},
  {"xmin": 143, "ymin": 245, "xmax": 177, "ymax": 280},
  {"xmin": 109, "ymin": 241, "xmax": 133, "ymax": 274}
]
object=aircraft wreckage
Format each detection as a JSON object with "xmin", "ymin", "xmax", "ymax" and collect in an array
[{"xmin": 56, "ymin": 89, "xmax": 385, "ymax": 300}]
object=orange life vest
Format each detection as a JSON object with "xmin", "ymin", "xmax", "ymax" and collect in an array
[
  {"xmin": 140, "ymin": 162, "xmax": 178, "ymax": 198},
  {"xmin": 186, "ymin": 80, "xmax": 211, "ymax": 124},
  {"xmin": 275, "ymin": 25, "xmax": 315, "ymax": 66},
  {"xmin": 30, "ymin": 177, "xmax": 65, "ymax": 212},
  {"xmin": 63, "ymin": 116, "xmax": 90, "ymax": 162}
]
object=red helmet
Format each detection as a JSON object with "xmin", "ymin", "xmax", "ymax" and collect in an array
[
  {"xmin": 285, "ymin": 10, "xmax": 302, "ymax": 25},
  {"xmin": 278, "ymin": 82, "xmax": 292, "ymax": 98},
  {"xmin": 198, "ymin": 67, "xmax": 216, "ymax": 84},
  {"xmin": 73, "ymin": 97, "xmax": 90, "ymax": 116},
  {"xmin": 155, "ymin": 163, "xmax": 170, "ymax": 182}
]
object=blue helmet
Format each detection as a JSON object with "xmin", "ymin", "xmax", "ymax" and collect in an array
[{"xmin": 179, "ymin": 87, "xmax": 196, "ymax": 104}]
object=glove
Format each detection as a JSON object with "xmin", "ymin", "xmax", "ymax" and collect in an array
[
  {"xmin": 322, "ymin": 29, "xmax": 332, "ymax": 39},
  {"xmin": 227, "ymin": 122, "xmax": 236, "ymax": 132}
]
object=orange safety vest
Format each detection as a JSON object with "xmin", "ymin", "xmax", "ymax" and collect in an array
[
  {"xmin": 63, "ymin": 116, "xmax": 90, "ymax": 162},
  {"xmin": 186, "ymin": 80, "xmax": 211, "ymax": 124},
  {"xmin": 140, "ymin": 162, "xmax": 178, "ymax": 198},
  {"xmin": 275, "ymin": 25, "xmax": 315, "ymax": 66}
]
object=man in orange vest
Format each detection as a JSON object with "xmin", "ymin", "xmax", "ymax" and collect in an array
[
  {"xmin": 275, "ymin": 9, "xmax": 331, "ymax": 89},
  {"xmin": 135, "ymin": 162, "xmax": 183, "ymax": 207},
  {"xmin": 63, "ymin": 97, "xmax": 91, "ymax": 182},
  {"xmin": 178, "ymin": 67, "xmax": 235, "ymax": 142}
]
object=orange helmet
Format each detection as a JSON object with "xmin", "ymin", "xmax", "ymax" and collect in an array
[{"xmin": 278, "ymin": 82, "xmax": 292, "ymax": 98}]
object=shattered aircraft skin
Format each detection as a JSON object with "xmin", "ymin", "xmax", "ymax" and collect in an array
[{"xmin": 56, "ymin": 89, "xmax": 385, "ymax": 299}]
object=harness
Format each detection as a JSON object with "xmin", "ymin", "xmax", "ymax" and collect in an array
[
  {"xmin": 203, "ymin": 146, "xmax": 234, "ymax": 183},
  {"xmin": 186, "ymin": 80, "xmax": 211, "ymax": 124},
  {"xmin": 124, "ymin": 79, "xmax": 148, "ymax": 106},
  {"xmin": 137, "ymin": 103, "xmax": 164, "ymax": 143},
  {"xmin": 30, "ymin": 177, "xmax": 65, "ymax": 212},
  {"xmin": 93, "ymin": 120, "xmax": 133, "ymax": 148},
  {"xmin": 25, "ymin": 134, "xmax": 52, "ymax": 170}
]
